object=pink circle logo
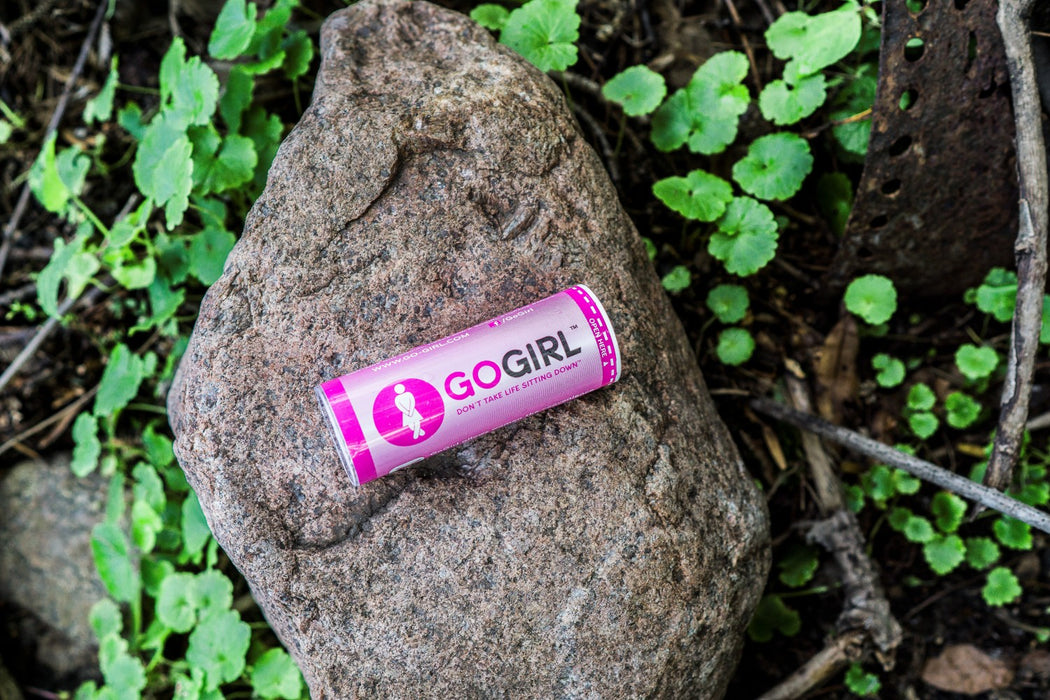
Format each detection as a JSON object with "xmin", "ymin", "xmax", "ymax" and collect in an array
[{"xmin": 372, "ymin": 378, "xmax": 445, "ymax": 447}]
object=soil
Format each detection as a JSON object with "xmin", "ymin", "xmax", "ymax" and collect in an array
[{"xmin": 1, "ymin": 0, "xmax": 1048, "ymax": 698}]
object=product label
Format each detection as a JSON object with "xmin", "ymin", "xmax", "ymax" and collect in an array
[{"xmin": 316, "ymin": 285, "xmax": 620, "ymax": 486}]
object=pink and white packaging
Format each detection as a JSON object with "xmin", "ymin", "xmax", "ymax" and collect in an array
[{"xmin": 316, "ymin": 285, "xmax": 621, "ymax": 486}]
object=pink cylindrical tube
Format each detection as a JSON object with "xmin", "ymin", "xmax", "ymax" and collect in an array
[{"xmin": 316, "ymin": 285, "xmax": 621, "ymax": 486}]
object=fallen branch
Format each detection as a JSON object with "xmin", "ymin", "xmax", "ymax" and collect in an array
[
  {"xmin": 0, "ymin": 0, "xmax": 108, "ymax": 280},
  {"xmin": 986, "ymin": 0, "xmax": 1049, "ymax": 491},
  {"xmin": 751, "ymin": 397, "xmax": 1050, "ymax": 534},
  {"xmin": 0, "ymin": 385, "xmax": 97, "ymax": 459},
  {"xmin": 0, "ymin": 285, "xmax": 105, "ymax": 394},
  {"xmin": 754, "ymin": 376, "xmax": 900, "ymax": 700},
  {"xmin": 757, "ymin": 630, "xmax": 866, "ymax": 700}
]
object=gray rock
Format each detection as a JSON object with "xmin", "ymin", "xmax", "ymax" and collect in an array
[
  {"xmin": 168, "ymin": 1, "xmax": 770, "ymax": 696},
  {"xmin": 0, "ymin": 454, "xmax": 107, "ymax": 681}
]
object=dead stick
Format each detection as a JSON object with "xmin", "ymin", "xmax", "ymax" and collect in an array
[
  {"xmin": 757, "ymin": 630, "xmax": 866, "ymax": 700},
  {"xmin": 722, "ymin": 0, "xmax": 763, "ymax": 92},
  {"xmin": 785, "ymin": 375, "xmax": 844, "ymax": 512},
  {"xmin": 751, "ymin": 397, "xmax": 1050, "ymax": 533},
  {"xmin": 0, "ymin": 0, "xmax": 108, "ymax": 280},
  {"xmin": 0, "ymin": 385, "xmax": 98, "ymax": 458},
  {"xmin": 785, "ymin": 378, "xmax": 899, "ymax": 656},
  {"xmin": 0, "ymin": 285, "xmax": 105, "ymax": 394},
  {"xmin": 756, "ymin": 378, "xmax": 901, "ymax": 700},
  {"xmin": 986, "ymin": 0, "xmax": 1049, "ymax": 491}
]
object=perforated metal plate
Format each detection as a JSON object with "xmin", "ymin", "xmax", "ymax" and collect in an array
[{"xmin": 827, "ymin": 0, "xmax": 1017, "ymax": 298}]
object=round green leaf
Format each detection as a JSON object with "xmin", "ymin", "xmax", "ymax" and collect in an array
[
  {"xmin": 471, "ymin": 4, "xmax": 510, "ymax": 30},
  {"xmin": 931, "ymin": 492, "xmax": 967, "ymax": 534},
  {"xmin": 187, "ymin": 609, "xmax": 251, "ymax": 690},
  {"xmin": 993, "ymin": 516, "xmax": 1032, "ymax": 550},
  {"xmin": 251, "ymin": 648, "xmax": 304, "ymax": 699},
  {"xmin": 747, "ymin": 594, "xmax": 800, "ymax": 642},
  {"xmin": 944, "ymin": 391, "xmax": 981, "ymax": 429},
  {"xmin": 71, "ymin": 413, "xmax": 101, "ymax": 477},
  {"xmin": 732, "ymin": 132, "xmax": 813, "ymax": 201},
  {"xmin": 844, "ymin": 663, "xmax": 881, "ymax": 697},
  {"xmin": 906, "ymin": 382, "xmax": 936, "ymax": 411},
  {"xmin": 706, "ymin": 284, "xmax": 750, "ymax": 323},
  {"xmin": 157, "ymin": 572, "xmax": 198, "ymax": 633},
  {"xmin": 924, "ymin": 534, "xmax": 966, "ymax": 574},
  {"xmin": 908, "ymin": 411, "xmax": 938, "ymax": 439},
  {"xmin": 973, "ymin": 267, "xmax": 1017, "ymax": 321},
  {"xmin": 650, "ymin": 52, "xmax": 750, "ymax": 154},
  {"xmin": 709, "ymin": 197, "xmax": 779, "ymax": 276},
  {"xmin": 982, "ymin": 566, "xmax": 1022, "ymax": 606},
  {"xmin": 844, "ymin": 274, "xmax": 897, "ymax": 324},
  {"xmin": 765, "ymin": 3, "xmax": 862, "ymax": 74},
  {"xmin": 192, "ymin": 569, "xmax": 234, "ymax": 615},
  {"xmin": 871, "ymin": 353, "xmax": 905, "ymax": 388},
  {"xmin": 89, "ymin": 599, "xmax": 123, "ymax": 641},
  {"xmin": 652, "ymin": 169, "xmax": 733, "ymax": 222},
  {"xmin": 501, "ymin": 0, "xmax": 580, "ymax": 72},
  {"xmin": 902, "ymin": 514, "xmax": 935, "ymax": 543},
  {"xmin": 716, "ymin": 327, "xmax": 755, "ymax": 365},
  {"xmin": 758, "ymin": 73, "xmax": 827, "ymax": 125},
  {"xmin": 209, "ymin": 0, "xmax": 258, "ymax": 60},
  {"xmin": 189, "ymin": 227, "xmax": 236, "ymax": 286},
  {"xmin": 602, "ymin": 66, "xmax": 666, "ymax": 116},
  {"xmin": 661, "ymin": 265, "xmax": 691, "ymax": 293},
  {"xmin": 112, "ymin": 255, "xmax": 157, "ymax": 291},
  {"xmin": 777, "ymin": 544, "xmax": 819, "ymax": 588},
  {"xmin": 965, "ymin": 537, "xmax": 1000, "ymax": 570},
  {"xmin": 955, "ymin": 344, "xmax": 999, "ymax": 381},
  {"xmin": 91, "ymin": 521, "xmax": 140, "ymax": 604}
]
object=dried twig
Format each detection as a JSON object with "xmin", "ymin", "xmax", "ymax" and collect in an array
[
  {"xmin": 752, "ymin": 397, "xmax": 1050, "ymax": 533},
  {"xmin": 722, "ymin": 0, "xmax": 763, "ymax": 92},
  {"xmin": 0, "ymin": 0, "xmax": 108, "ymax": 281},
  {"xmin": 755, "ymin": 376, "xmax": 900, "ymax": 700},
  {"xmin": 757, "ymin": 630, "xmax": 866, "ymax": 700},
  {"xmin": 0, "ymin": 385, "xmax": 97, "ymax": 459},
  {"xmin": 0, "ymin": 285, "xmax": 105, "ymax": 394},
  {"xmin": 985, "ymin": 0, "xmax": 1049, "ymax": 492}
]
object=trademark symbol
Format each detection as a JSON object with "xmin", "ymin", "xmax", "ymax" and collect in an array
[{"xmin": 570, "ymin": 324, "xmax": 578, "ymax": 330}]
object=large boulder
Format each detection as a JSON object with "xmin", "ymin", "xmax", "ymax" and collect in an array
[
  {"xmin": 0, "ymin": 455, "xmax": 108, "ymax": 685},
  {"xmin": 168, "ymin": 1, "xmax": 769, "ymax": 696}
]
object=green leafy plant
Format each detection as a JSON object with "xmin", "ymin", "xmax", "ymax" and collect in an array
[
  {"xmin": 844, "ymin": 662, "xmax": 881, "ymax": 697},
  {"xmin": 601, "ymin": 65, "xmax": 667, "ymax": 117},
  {"xmin": 661, "ymin": 265, "xmax": 691, "ymax": 293},
  {"xmin": 708, "ymin": 197, "xmax": 779, "ymax": 276},
  {"xmin": 844, "ymin": 274, "xmax": 897, "ymax": 325},
  {"xmin": 982, "ymin": 566, "xmax": 1022, "ymax": 607},
  {"xmin": 25, "ymin": 1, "xmax": 315, "ymax": 697},
  {"xmin": 706, "ymin": 284, "xmax": 750, "ymax": 323},
  {"xmin": 871, "ymin": 353, "xmax": 905, "ymax": 388},
  {"xmin": 904, "ymin": 382, "xmax": 938, "ymax": 439},
  {"xmin": 777, "ymin": 544, "xmax": 819, "ymax": 588},
  {"xmin": 652, "ymin": 170, "xmax": 732, "ymax": 222},
  {"xmin": 732, "ymin": 133, "xmax": 813, "ymax": 201},
  {"xmin": 716, "ymin": 327, "xmax": 755, "ymax": 365},
  {"xmin": 955, "ymin": 343, "xmax": 999, "ymax": 381},
  {"xmin": 651, "ymin": 51, "xmax": 751, "ymax": 154},
  {"xmin": 497, "ymin": 0, "xmax": 580, "ymax": 72},
  {"xmin": 944, "ymin": 391, "xmax": 981, "ymax": 429},
  {"xmin": 748, "ymin": 594, "xmax": 801, "ymax": 642}
]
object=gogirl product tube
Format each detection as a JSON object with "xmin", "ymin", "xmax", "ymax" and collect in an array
[{"xmin": 316, "ymin": 285, "xmax": 621, "ymax": 486}]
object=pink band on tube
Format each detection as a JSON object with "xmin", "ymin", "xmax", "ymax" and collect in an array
[
  {"xmin": 316, "ymin": 284, "xmax": 621, "ymax": 486},
  {"xmin": 319, "ymin": 379, "xmax": 378, "ymax": 486}
]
